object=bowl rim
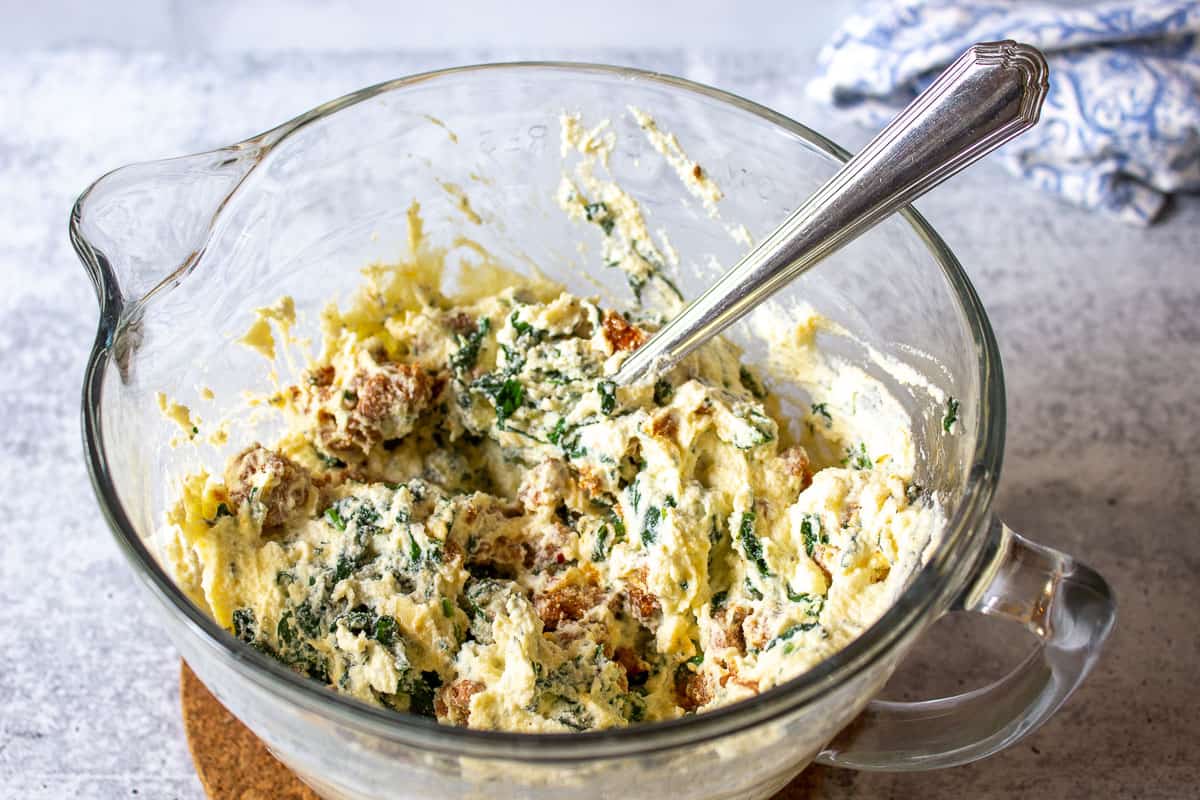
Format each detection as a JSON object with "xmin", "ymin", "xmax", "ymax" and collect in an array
[{"xmin": 74, "ymin": 60, "xmax": 1006, "ymax": 760}]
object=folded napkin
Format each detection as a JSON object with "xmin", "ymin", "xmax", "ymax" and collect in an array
[{"xmin": 808, "ymin": 0, "xmax": 1200, "ymax": 224}]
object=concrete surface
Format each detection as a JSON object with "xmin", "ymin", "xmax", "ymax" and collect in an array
[{"xmin": 1, "ymin": 44, "xmax": 1198, "ymax": 800}]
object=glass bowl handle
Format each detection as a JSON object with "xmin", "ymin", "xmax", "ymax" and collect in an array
[{"xmin": 817, "ymin": 519, "xmax": 1116, "ymax": 771}]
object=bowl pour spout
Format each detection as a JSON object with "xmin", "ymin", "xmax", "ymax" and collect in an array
[{"xmin": 70, "ymin": 145, "xmax": 263, "ymax": 324}]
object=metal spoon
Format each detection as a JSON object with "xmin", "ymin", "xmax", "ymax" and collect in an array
[{"xmin": 613, "ymin": 40, "xmax": 1049, "ymax": 386}]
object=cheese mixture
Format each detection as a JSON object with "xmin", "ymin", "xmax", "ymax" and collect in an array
[{"xmin": 164, "ymin": 111, "xmax": 938, "ymax": 733}]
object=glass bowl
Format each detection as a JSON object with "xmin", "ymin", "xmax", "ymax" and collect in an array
[{"xmin": 71, "ymin": 63, "xmax": 1115, "ymax": 800}]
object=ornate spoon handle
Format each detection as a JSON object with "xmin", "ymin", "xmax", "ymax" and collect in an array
[{"xmin": 614, "ymin": 40, "xmax": 1049, "ymax": 385}]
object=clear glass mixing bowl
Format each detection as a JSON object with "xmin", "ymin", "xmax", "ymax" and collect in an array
[{"xmin": 71, "ymin": 64, "xmax": 1115, "ymax": 800}]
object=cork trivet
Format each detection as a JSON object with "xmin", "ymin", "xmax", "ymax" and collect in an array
[
  {"xmin": 180, "ymin": 660, "xmax": 826, "ymax": 799},
  {"xmin": 181, "ymin": 661, "xmax": 320, "ymax": 800}
]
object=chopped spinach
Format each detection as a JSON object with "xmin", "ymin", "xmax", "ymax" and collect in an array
[
  {"xmin": 357, "ymin": 504, "xmax": 381, "ymax": 530},
  {"xmin": 617, "ymin": 445, "xmax": 645, "ymax": 487},
  {"xmin": 333, "ymin": 553, "xmax": 358, "ymax": 583},
  {"xmin": 276, "ymin": 610, "xmax": 296, "ymax": 645},
  {"xmin": 474, "ymin": 374, "xmax": 525, "ymax": 428},
  {"xmin": 592, "ymin": 523, "xmax": 611, "ymax": 562},
  {"xmin": 739, "ymin": 365, "xmax": 767, "ymax": 400},
  {"xmin": 785, "ymin": 588, "xmax": 826, "ymax": 619},
  {"xmin": 301, "ymin": 654, "xmax": 330, "ymax": 683},
  {"xmin": 509, "ymin": 310, "xmax": 548, "ymax": 346},
  {"xmin": 738, "ymin": 511, "xmax": 771, "ymax": 576},
  {"xmin": 374, "ymin": 615, "xmax": 398, "ymax": 647},
  {"xmin": 943, "ymin": 397, "xmax": 959, "ymax": 433},
  {"xmin": 642, "ymin": 506, "xmax": 663, "ymax": 545},
  {"xmin": 334, "ymin": 607, "xmax": 374, "ymax": 635},
  {"xmin": 510, "ymin": 310, "xmax": 534, "ymax": 337},
  {"xmin": 597, "ymin": 380, "xmax": 617, "ymax": 415},
  {"xmin": 584, "ymin": 201, "xmax": 615, "ymax": 235},
  {"xmin": 551, "ymin": 417, "xmax": 600, "ymax": 459},
  {"xmin": 324, "ymin": 498, "xmax": 381, "ymax": 544},
  {"xmin": 627, "ymin": 695, "xmax": 647, "ymax": 722},
  {"xmin": 629, "ymin": 478, "xmax": 642, "ymax": 512},
  {"xmin": 845, "ymin": 442, "xmax": 872, "ymax": 470},
  {"xmin": 627, "ymin": 273, "xmax": 647, "ymax": 304},
  {"xmin": 313, "ymin": 447, "xmax": 347, "ymax": 469},
  {"xmin": 274, "ymin": 610, "xmax": 330, "ymax": 682},
  {"xmin": 294, "ymin": 602, "xmax": 323, "ymax": 638},
  {"xmin": 493, "ymin": 379, "xmax": 524, "ymax": 422},
  {"xmin": 811, "ymin": 402, "xmax": 832, "ymax": 427},
  {"xmin": 548, "ymin": 416, "xmax": 568, "ymax": 445},
  {"xmin": 424, "ymin": 538, "xmax": 444, "ymax": 566},
  {"xmin": 551, "ymin": 701, "xmax": 595, "ymax": 731},
  {"xmin": 766, "ymin": 621, "xmax": 821, "ymax": 652},
  {"xmin": 406, "ymin": 671, "xmax": 442, "ymax": 718},
  {"xmin": 535, "ymin": 367, "xmax": 570, "ymax": 385},
  {"xmin": 232, "ymin": 608, "xmax": 257, "ymax": 643},
  {"xmin": 653, "ymin": 378, "xmax": 674, "ymax": 405},
  {"xmin": 607, "ymin": 508, "xmax": 626, "ymax": 542},
  {"xmin": 732, "ymin": 408, "xmax": 775, "ymax": 449},
  {"xmin": 324, "ymin": 505, "xmax": 347, "ymax": 531},
  {"xmin": 800, "ymin": 513, "xmax": 828, "ymax": 557},
  {"xmin": 560, "ymin": 428, "xmax": 587, "ymax": 460},
  {"xmin": 499, "ymin": 343, "xmax": 526, "ymax": 374},
  {"xmin": 450, "ymin": 317, "xmax": 491, "ymax": 372}
]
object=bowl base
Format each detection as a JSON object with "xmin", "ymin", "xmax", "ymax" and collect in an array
[{"xmin": 179, "ymin": 660, "xmax": 832, "ymax": 800}]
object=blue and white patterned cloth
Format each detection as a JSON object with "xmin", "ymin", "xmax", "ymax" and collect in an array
[{"xmin": 809, "ymin": 0, "xmax": 1200, "ymax": 224}]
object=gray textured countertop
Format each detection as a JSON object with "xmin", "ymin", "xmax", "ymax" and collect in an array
[{"xmin": 2, "ymin": 44, "xmax": 1198, "ymax": 800}]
